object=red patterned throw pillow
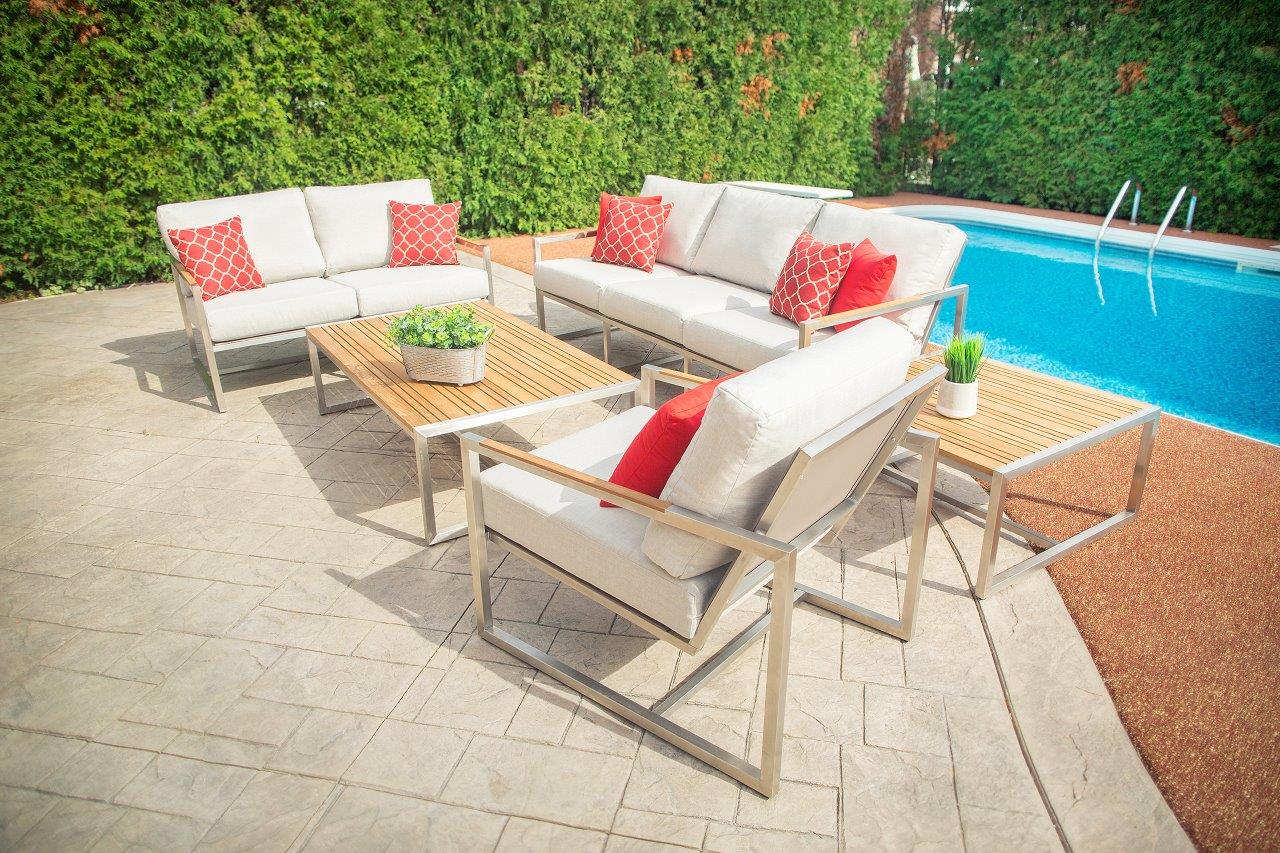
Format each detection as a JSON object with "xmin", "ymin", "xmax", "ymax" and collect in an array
[
  {"xmin": 768, "ymin": 231, "xmax": 856, "ymax": 324},
  {"xmin": 602, "ymin": 373, "xmax": 739, "ymax": 507},
  {"xmin": 389, "ymin": 200, "xmax": 461, "ymax": 267},
  {"xmin": 595, "ymin": 192, "xmax": 662, "ymax": 236},
  {"xmin": 166, "ymin": 215, "xmax": 264, "ymax": 301},
  {"xmin": 591, "ymin": 197, "xmax": 673, "ymax": 272},
  {"xmin": 827, "ymin": 239, "xmax": 898, "ymax": 332}
]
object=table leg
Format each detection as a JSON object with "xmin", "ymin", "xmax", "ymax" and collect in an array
[
  {"xmin": 310, "ymin": 339, "xmax": 372, "ymax": 416},
  {"xmin": 974, "ymin": 472, "xmax": 1008, "ymax": 599},
  {"xmin": 414, "ymin": 432, "xmax": 468, "ymax": 546}
]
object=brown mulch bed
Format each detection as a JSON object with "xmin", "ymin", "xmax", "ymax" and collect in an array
[
  {"xmin": 486, "ymin": 230, "xmax": 1280, "ymax": 850},
  {"xmin": 1006, "ymin": 417, "xmax": 1280, "ymax": 852}
]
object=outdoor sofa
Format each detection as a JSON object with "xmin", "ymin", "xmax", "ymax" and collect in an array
[
  {"xmin": 156, "ymin": 179, "xmax": 494, "ymax": 412},
  {"xmin": 532, "ymin": 177, "xmax": 969, "ymax": 369}
]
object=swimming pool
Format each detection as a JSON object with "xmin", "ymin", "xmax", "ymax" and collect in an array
[{"xmin": 915, "ymin": 218, "xmax": 1280, "ymax": 445}]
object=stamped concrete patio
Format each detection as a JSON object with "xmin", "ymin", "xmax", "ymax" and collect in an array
[{"xmin": 0, "ymin": 258, "xmax": 1188, "ymax": 851}]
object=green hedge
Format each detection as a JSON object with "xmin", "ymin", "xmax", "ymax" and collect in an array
[
  {"xmin": 926, "ymin": 0, "xmax": 1280, "ymax": 239},
  {"xmin": 0, "ymin": 0, "xmax": 906, "ymax": 295}
]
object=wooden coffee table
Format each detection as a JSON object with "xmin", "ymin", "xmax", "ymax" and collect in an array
[
  {"xmin": 306, "ymin": 302, "xmax": 638, "ymax": 545},
  {"xmin": 889, "ymin": 352, "xmax": 1160, "ymax": 598}
]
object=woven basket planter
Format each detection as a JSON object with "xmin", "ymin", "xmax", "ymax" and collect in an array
[{"xmin": 398, "ymin": 334, "xmax": 490, "ymax": 385}]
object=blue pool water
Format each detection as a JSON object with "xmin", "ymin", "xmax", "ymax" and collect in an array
[{"xmin": 924, "ymin": 221, "xmax": 1280, "ymax": 444}]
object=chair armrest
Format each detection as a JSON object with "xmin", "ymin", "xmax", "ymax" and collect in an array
[
  {"xmin": 797, "ymin": 284, "xmax": 969, "ymax": 348},
  {"xmin": 461, "ymin": 434, "xmax": 793, "ymax": 561},
  {"xmin": 638, "ymin": 364, "xmax": 711, "ymax": 406},
  {"xmin": 531, "ymin": 229, "xmax": 597, "ymax": 263},
  {"xmin": 171, "ymin": 262, "xmax": 203, "ymax": 300},
  {"xmin": 456, "ymin": 236, "xmax": 488, "ymax": 257}
]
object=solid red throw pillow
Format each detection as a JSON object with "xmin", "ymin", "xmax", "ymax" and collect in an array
[
  {"xmin": 595, "ymin": 192, "xmax": 662, "ymax": 236},
  {"xmin": 768, "ymin": 231, "xmax": 856, "ymax": 323},
  {"xmin": 826, "ymin": 239, "xmax": 898, "ymax": 332},
  {"xmin": 591, "ymin": 197, "xmax": 673, "ymax": 272},
  {"xmin": 389, "ymin": 200, "xmax": 461, "ymax": 267},
  {"xmin": 166, "ymin": 215, "xmax": 264, "ymax": 301},
  {"xmin": 602, "ymin": 373, "xmax": 739, "ymax": 507}
]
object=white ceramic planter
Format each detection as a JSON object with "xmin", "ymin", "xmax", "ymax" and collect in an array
[{"xmin": 937, "ymin": 379, "xmax": 978, "ymax": 419}]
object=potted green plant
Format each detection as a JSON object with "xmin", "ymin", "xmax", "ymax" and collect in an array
[
  {"xmin": 938, "ymin": 334, "xmax": 984, "ymax": 418},
  {"xmin": 385, "ymin": 305, "xmax": 495, "ymax": 385}
]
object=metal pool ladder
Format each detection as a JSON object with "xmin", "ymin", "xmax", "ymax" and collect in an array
[
  {"xmin": 1141, "ymin": 185, "xmax": 1198, "ymax": 316},
  {"xmin": 1092, "ymin": 179, "xmax": 1143, "ymax": 305}
]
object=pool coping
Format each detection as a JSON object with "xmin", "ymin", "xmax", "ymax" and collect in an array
[{"xmin": 877, "ymin": 203, "xmax": 1280, "ymax": 272}]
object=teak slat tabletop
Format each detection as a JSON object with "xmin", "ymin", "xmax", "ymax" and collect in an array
[
  {"xmin": 306, "ymin": 302, "xmax": 638, "ymax": 547},
  {"xmin": 307, "ymin": 301, "xmax": 635, "ymax": 437},
  {"xmin": 906, "ymin": 351, "xmax": 1149, "ymax": 476}
]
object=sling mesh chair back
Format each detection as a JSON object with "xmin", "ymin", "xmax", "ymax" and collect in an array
[{"xmin": 460, "ymin": 319, "xmax": 944, "ymax": 796}]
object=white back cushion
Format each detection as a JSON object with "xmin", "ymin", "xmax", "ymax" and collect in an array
[
  {"xmin": 157, "ymin": 188, "xmax": 325, "ymax": 285},
  {"xmin": 638, "ymin": 175, "xmax": 726, "ymax": 270},
  {"xmin": 642, "ymin": 318, "xmax": 914, "ymax": 578},
  {"xmin": 811, "ymin": 205, "xmax": 966, "ymax": 339},
  {"xmin": 690, "ymin": 186, "xmax": 823, "ymax": 292},
  {"xmin": 304, "ymin": 179, "xmax": 435, "ymax": 274}
]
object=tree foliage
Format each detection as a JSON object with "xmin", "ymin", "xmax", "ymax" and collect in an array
[
  {"xmin": 0, "ymin": 0, "xmax": 906, "ymax": 294},
  {"xmin": 924, "ymin": 0, "xmax": 1280, "ymax": 239}
]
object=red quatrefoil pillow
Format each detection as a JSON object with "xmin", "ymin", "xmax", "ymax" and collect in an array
[
  {"xmin": 591, "ymin": 196, "xmax": 673, "ymax": 272},
  {"xmin": 389, "ymin": 200, "xmax": 461, "ymax": 267},
  {"xmin": 166, "ymin": 215, "xmax": 265, "ymax": 301},
  {"xmin": 768, "ymin": 231, "xmax": 856, "ymax": 324}
]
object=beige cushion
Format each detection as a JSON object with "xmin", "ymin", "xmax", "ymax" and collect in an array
[
  {"xmin": 157, "ymin": 188, "xmax": 326, "ymax": 285},
  {"xmin": 304, "ymin": 180, "xmax": 435, "ymax": 275},
  {"xmin": 810, "ymin": 205, "xmax": 966, "ymax": 340},
  {"xmin": 643, "ymin": 318, "xmax": 914, "ymax": 578},
  {"xmin": 481, "ymin": 407, "xmax": 725, "ymax": 639},
  {"xmin": 638, "ymin": 175, "xmax": 727, "ymax": 270},
  {"xmin": 328, "ymin": 265, "xmax": 488, "ymax": 316},
  {"xmin": 682, "ymin": 306, "xmax": 845, "ymax": 371},
  {"xmin": 690, "ymin": 186, "xmax": 823, "ymax": 292},
  {"xmin": 599, "ymin": 276, "xmax": 767, "ymax": 344},
  {"xmin": 534, "ymin": 257, "xmax": 690, "ymax": 312},
  {"xmin": 202, "ymin": 277, "xmax": 358, "ymax": 343}
]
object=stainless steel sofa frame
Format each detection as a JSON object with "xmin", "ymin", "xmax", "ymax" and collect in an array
[
  {"xmin": 461, "ymin": 363, "xmax": 945, "ymax": 796},
  {"xmin": 531, "ymin": 228, "xmax": 968, "ymax": 370}
]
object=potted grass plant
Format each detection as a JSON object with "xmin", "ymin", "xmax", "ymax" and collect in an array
[
  {"xmin": 386, "ymin": 305, "xmax": 494, "ymax": 385},
  {"xmin": 938, "ymin": 334, "xmax": 984, "ymax": 419}
]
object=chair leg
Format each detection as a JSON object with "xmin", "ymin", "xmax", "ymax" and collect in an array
[
  {"xmin": 174, "ymin": 281, "xmax": 198, "ymax": 360},
  {"xmin": 191, "ymin": 316, "xmax": 227, "ymax": 413},
  {"xmin": 757, "ymin": 555, "xmax": 796, "ymax": 794},
  {"xmin": 535, "ymin": 290, "xmax": 547, "ymax": 330},
  {"xmin": 601, "ymin": 321, "xmax": 612, "ymax": 363}
]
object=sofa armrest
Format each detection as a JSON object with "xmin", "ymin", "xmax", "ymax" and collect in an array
[
  {"xmin": 461, "ymin": 434, "xmax": 793, "ymax": 561},
  {"xmin": 797, "ymin": 284, "xmax": 968, "ymax": 348},
  {"xmin": 639, "ymin": 364, "xmax": 711, "ymax": 407},
  {"xmin": 454, "ymin": 237, "xmax": 495, "ymax": 303},
  {"xmin": 171, "ymin": 262, "xmax": 204, "ymax": 300},
  {"xmin": 532, "ymin": 228, "xmax": 597, "ymax": 264}
]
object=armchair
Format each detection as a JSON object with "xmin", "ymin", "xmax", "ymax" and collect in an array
[{"xmin": 461, "ymin": 339, "xmax": 944, "ymax": 795}]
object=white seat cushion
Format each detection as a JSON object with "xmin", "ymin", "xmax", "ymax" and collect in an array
[
  {"xmin": 682, "ymin": 306, "xmax": 845, "ymax": 371},
  {"xmin": 690, "ymin": 186, "xmax": 823, "ymax": 292},
  {"xmin": 638, "ymin": 176, "xmax": 727, "ymax": 270},
  {"xmin": 481, "ymin": 407, "xmax": 725, "ymax": 639},
  {"xmin": 157, "ymin": 188, "xmax": 326, "ymax": 285},
  {"xmin": 534, "ymin": 257, "xmax": 690, "ymax": 312},
  {"xmin": 304, "ymin": 180, "xmax": 435, "ymax": 275},
  {"xmin": 327, "ymin": 265, "xmax": 489, "ymax": 316},
  {"xmin": 599, "ymin": 276, "xmax": 767, "ymax": 344},
  {"xmin": 810, "ymin": 205, "xmax": 966, "ymax": 339},
  {"xmin": 202, "ymin": 277, "xmax": 358, "ymax": 343},
  {"xmin": 643, "ymin": 318, "xmax": 914, "ymax": 578}
]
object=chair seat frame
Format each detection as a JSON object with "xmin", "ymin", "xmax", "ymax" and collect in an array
[{"xmin": 461, "ymin": 364, "xmax": 944, "ymax": 795}]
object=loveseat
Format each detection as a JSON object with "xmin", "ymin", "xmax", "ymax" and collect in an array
[
  {"xmin": 156, "ymin": 179, "xmax": 494, "ymax": 412},
  {"xmin": 532, "ymin": 177, "xmax": 968, "ymax": 371}
]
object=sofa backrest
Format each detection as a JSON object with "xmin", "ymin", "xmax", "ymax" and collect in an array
[
  {"xmin": 156, "ymin": 188, "xmax": 325, "ymax": 285},
  {"xmin": 638, "ymin": 175, "xmax": 726, "ymax": 270},
  {"xmin": 304, "ymin": 179, "xmax": 435, "ymax": 275},
  {"xmin": 810, "ymin": 204, "xmax": 966, "ymax": 340},
  {"xmin": 690, "ymin": 186, "xmax": 823, "ymax": 292},
  {"xmin": 641, "ymin": 317, "xmax": 914, "ymax": 579}
]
